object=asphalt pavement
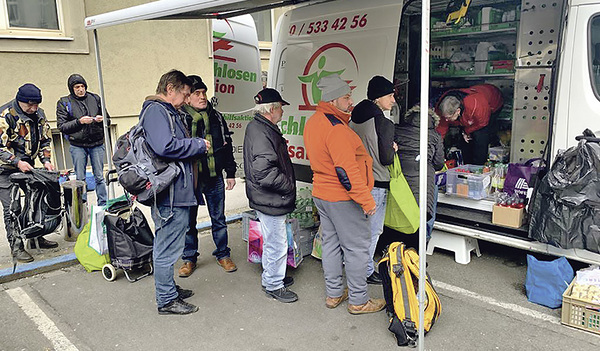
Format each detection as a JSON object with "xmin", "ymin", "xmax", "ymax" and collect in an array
[{"xmin": 1, "ymin": 180, "xmax": 599, "ymax": 350}]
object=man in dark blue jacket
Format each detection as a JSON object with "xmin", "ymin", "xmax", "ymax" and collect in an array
[
  {"xmin": 141, "ymin": 70, "xmax": 210, "ymax": 315},
  {"xmin": 179, "ymin": 75, "xmax": 237, "ymax": 277},
  {"xmin": 244, "ymin": 88, "xmax": 297, "ymax": 303}
]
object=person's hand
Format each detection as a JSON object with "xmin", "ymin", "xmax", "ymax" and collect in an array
[
  {"xmin": 393, "ymin": 141, "xmax": 398, "ymax": 152},
  {"xmin": 225, "ymin": 178, "xmax": 236, "ymax": 190},
  {"xmin": 17, "ymin": 160, "xmax": 33, "ymax": 173},
  {"xmin": 203, "ymin": 139, "xmax": 211, "ymax": 149},
  {"xmin": 462, "ymin": 132, "xmax": 472, "ymax": 143},
  {"xmin": 94, "ymin": 115, "xmax": 103, "ymax": 123},
  {"xmin": 364, "ymin": 205, "xmax": 376, "ymax": 216},
  {"xmin": 44, "ymin": 162, "xmax": 55, "ymax": 171},
  {"xmin": 79, "ymin": 116, "xmax": 94, "ymax": 124}
]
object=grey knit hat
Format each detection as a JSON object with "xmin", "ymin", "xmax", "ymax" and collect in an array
[{"xmin": 317, "ymin": 74, "xmax": 351, "ymax": 102}]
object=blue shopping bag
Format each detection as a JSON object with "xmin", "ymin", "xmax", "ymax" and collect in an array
[{"xmin": 525, "ymin": 255, "xmax": 574, "ymax": 308}]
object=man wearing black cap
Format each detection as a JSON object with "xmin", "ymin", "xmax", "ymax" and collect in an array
[
  {"xmin": 179, "ymin": 75, "xmax": 237, "ymax": 277},
  {"xmin": 243, "ymin": 88, "xmax": 298, "ymax": 303},
  {"xmin": 0, "ymin": 84, "xmax": 56, "ymax": 262},
  {"xmin": 57, "ymin": 74, "xmax": 110, "ymax": 206},
  {"xmin": 350, "ymin": 75, "xmax": 397, "ymax": 286}
]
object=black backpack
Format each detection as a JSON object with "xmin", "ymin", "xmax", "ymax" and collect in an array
[
  {"xmin": 9, "ymin": 169, "xmax": 62, "ymax": 240},
  {"xmin": 112, "ymin": 103, "xmax": 181, "ymax": 207}
]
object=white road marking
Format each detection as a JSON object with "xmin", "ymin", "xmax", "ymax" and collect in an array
[
  {"xmin": 6, "ymin": 287, "xmax": 79, "ymax": 351},
  {"xmin": 433, "ymin": 280, "xmax": 560, "ymax": 325}
]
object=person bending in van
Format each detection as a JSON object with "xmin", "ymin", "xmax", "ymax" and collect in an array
[
  {"xmin": 435, "ymin": 83, "xmax": 503, "ymax": 165},
  {"xmin": 243, "ymin": 88, "xmax": 298, "ymax": 303},
  {"xmin": 350, "ymin": 76, "xmax": 397, "ymax": 286},
  {"xmin": 394, "ymin": 105, "xmax": 445, "ymax": 247},
  {"xmin": 0, "ymin": 84, "xmax": 56, "ymax": 263},
  {"xmin": 141, "ymin": 70, "xmax": 210, "ymax": 315},
  {"xmin": 178, "ymin": 75, "xmax": 237, "ymax": 278},
  {"xmin": 56, "ymin": 74, "xmax": 110, "ymax": 206},
  {"xmin": 304, "ymin": 74, "xmax": 385, "ymax": 314}
]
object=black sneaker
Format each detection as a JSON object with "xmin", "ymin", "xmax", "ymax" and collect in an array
[
  {"xmin": 12, "ymin": 246, "xmax": 34, "ymax": 263},
  {"xmin": 367, "ymin": 272, "xmax": 383, "ymax": 285},
  {"xmin": 176, "ymin": 285, "xmax": 194, "ymax": 300},
  {"xmin": 265, "ymin": 287, "xmax": 298, "ymax": 303},
  {"xmin": 28, "ymin": 237, "xmax": 59, "ymax": 249},
  {"xmin": 262, "ymin": 276, "xmax": 294, "ymax": 291},
  {"xmin": 158, "ymin": 298, "xmax": 199, "ymax": 315}
]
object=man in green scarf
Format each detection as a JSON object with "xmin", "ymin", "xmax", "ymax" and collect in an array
[{"xmin": 179, "ymin": 75, "xmax": 238, "ymax": 277}]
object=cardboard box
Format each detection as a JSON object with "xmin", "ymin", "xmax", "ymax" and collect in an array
[{"xmin": 492, "ymin": 205, "xmax": 525, "ymax": 228}]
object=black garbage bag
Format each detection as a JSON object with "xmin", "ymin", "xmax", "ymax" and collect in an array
[
  {"xmin": 529, "ymin": 137, "xmax": 600, "ymax": 253},
  {"xmin": 104, "ymin": 207, "xmax": 154, "ymax": 269}
]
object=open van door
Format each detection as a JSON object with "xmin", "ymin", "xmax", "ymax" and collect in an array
[{"xmin": 212, "ymin": 15, "xmax": 263, "ymax": 176}]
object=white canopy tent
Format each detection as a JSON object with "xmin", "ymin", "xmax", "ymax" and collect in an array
[{"xmin": 85, "ymin": 1, "xmax": 431, "ymax": 348}]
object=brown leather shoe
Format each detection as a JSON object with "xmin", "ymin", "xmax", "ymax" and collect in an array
[
  {"xmin": 326, "ymin": 288, "xmax": 348, "ymax": 309},
  {"xmin": 178, "ymin": 261, "xmax": 196, "ymax": 278},
  {"xmin": 217, "ymin": 257, "xmax": 237, "ymax": 272},
  {"xmin": 347, "ymin": 298, "xmax": 386, "ymax": 315}
]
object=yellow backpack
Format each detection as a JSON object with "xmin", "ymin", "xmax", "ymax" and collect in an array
[{"xmin": 378, "ymin": 242, "xmax": 442, "ymax": 347}]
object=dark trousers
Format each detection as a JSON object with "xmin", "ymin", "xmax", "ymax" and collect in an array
[
  {"xmin": 0, "ymin": 174, "xmax": 15, "ymax": 248},
  {"xmin": 182, "ymin": 176, "xmax": 230, "ymax": 262}
]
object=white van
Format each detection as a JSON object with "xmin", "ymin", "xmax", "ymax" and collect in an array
[
  {"xmin": 268, "ymin": 0, "xmax": 600, "ymax": 262},
  {"xmin": 212, "ymin": 15, "xmax": 263, "ymax": 176}
]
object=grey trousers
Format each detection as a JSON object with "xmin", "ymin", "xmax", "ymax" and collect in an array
[{"xmin": 314, "ymin": 197, "xmax": 371, "ymax": 306}]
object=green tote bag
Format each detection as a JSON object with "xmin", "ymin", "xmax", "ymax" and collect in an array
[{"xmin": 384, "ymin": 154, "xmax": 420, "ymax": 233}]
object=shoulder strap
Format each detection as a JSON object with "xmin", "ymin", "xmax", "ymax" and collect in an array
[{"xmin": 60, "ymin": 97, "xmax": 72, "ymax": 117}]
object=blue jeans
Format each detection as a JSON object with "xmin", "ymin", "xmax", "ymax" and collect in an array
[
  {"xmin": 182, "ymin": 176, "xmax": 230, "ymax": 262},
  {"xmin": 151, "ymin": 205, "xmax": 190, "ymax": 308},
  {"xmin": 368, "ymin": 187, "xmax": 387, "ymax": 276},
  {"xmin": 425, "ymin": 185, "xmax": 439, "ymax": 242},
  {"xmin": 69, "ymin": 144, "xmax": 107, "ymax": 206},
  {"xmin": 256, "ymin": 211, "xmax": 288, "ymax": 291}
]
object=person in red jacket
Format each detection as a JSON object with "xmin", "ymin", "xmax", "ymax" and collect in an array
[{"xmin": 435, "ymin": 84, "xmax": 503, "ymax": 165}]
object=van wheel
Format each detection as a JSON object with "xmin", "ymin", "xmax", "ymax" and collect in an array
[{"xmin": 102, "ymin": 264, "xmax": 117, "ymax": 282}]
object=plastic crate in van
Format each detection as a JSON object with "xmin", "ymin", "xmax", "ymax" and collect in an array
[
  {"xmin": 445, "ymin": 165, "xmax": 492, "ymax": 200},
  {"xmin": 561, "ymin": 281, "xmax": 600, "ymax": 335}
]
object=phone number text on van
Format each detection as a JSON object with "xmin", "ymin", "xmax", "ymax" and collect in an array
[{"xmin": 289, "ymin": 14, "xmax": 368, "ymax": 36}]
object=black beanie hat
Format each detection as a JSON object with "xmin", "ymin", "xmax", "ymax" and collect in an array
[
  {"xmin": 367, "ymin": 76, "xmax": 394, "ymax": 100},
  {"xmin": 68, "ymin": 74, "xmax": 87, "ymax": 96},
  {"xmin": 188, "ymin": 75, "xmax": 208, "ymax": 92},
  {"xmin": 16, "ymin": 83, "xmax": 42, "ymax": 104}
]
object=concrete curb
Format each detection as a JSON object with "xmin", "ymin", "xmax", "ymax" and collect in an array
[{"xmin": 0, "ymin": 213, "xmax": 245, "ymax": 284}]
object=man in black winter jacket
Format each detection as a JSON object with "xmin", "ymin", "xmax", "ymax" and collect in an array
[
  {"xmin": 179, "ymin": 75, "xmax": 238, "ymax": 277},
  {"xmin": 244, "ymin": 88, "xmax": 297, "ymax": 303},
  {"xmin": 56, "ymin": 74, "xmax": 110, "ymax": 206}
]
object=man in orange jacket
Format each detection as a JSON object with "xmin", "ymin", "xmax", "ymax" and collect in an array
[
  {"xmin": 435, "ymin": 83, "xmax": 503, "ymax": 165},
  {"xmin": 304, "ymin": 74, "xmax": 385, "ymax": 315}
]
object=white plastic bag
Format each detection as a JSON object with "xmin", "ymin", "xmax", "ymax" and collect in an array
[{"xmin": 88, "ymin": 205, "xmax": 108, "ymax": 255}]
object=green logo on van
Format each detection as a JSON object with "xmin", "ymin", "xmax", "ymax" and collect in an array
[{"xmin": 297, "ymin": 56, "xmax": 346, "ymax": 105}]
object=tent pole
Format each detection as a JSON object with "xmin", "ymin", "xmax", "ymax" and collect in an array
[
  {"xmin": 93, "ymin": 29, "xmax": 115, "ymax": 199},
  {"xmin": 418, "ymin": 0, "xmax": 430, "ymax": 350}
]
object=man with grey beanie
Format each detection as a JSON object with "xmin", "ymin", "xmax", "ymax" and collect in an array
[{"xmin": 304, "ymin": 74, "xmax": 385, "ymax": 314}]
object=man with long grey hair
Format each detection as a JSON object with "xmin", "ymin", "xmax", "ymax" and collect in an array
[{"xmin": 243, "ymin": 88, "xmax": 298, "ymax": 303}]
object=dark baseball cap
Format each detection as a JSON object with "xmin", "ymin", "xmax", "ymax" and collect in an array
[{"xmin": 254, "ymin": 88, "xmax": 289, "ymax": 106}]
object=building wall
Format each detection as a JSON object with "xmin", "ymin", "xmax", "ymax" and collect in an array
[{"xmin": 0, "ymin": 0, "xmax": 213, "ymax": 169}]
